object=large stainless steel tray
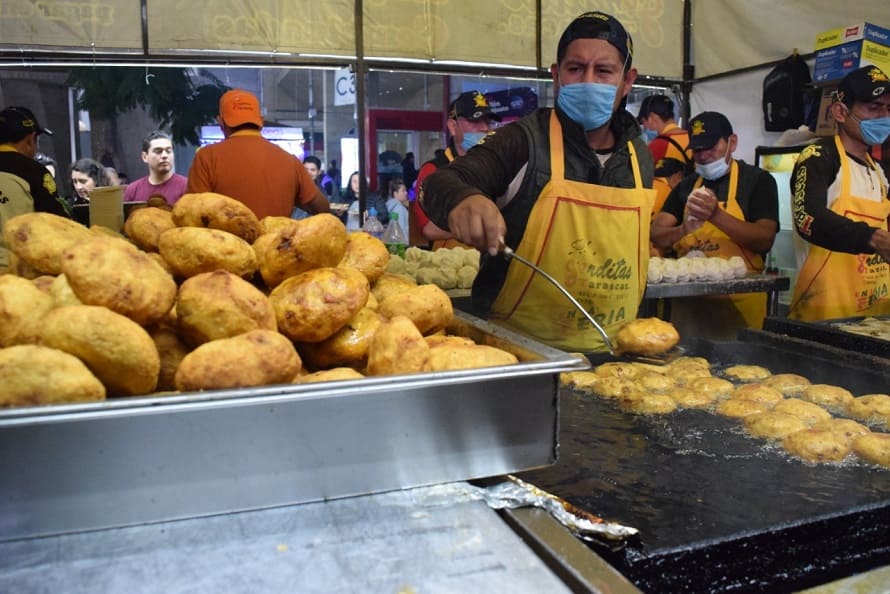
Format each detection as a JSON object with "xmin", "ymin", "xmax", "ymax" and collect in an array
[{"xmin": 0, "ymin": 311, "xmax": 587, "ymax": 541}]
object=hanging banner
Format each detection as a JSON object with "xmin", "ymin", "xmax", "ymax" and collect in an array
[{"xmin": 334, "ymin": 67, "xmax": 356, "ymax": 106}]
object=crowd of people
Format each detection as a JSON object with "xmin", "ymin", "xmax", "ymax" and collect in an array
[{"xmin": 2, "ymin": 9, "xmax": 888, "ymax": 353}]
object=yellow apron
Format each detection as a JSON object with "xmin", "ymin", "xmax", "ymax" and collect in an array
[
  {"xmin": 788, "ymin": 136, "xmax": 890, "ymax": 321},
  {"xmin": 671, "ymin": 161, "xmax": 767, "ymax": 333},
  {"xmin": 490, "ymin": 111, "xmax": 655, "ymax": 351}
]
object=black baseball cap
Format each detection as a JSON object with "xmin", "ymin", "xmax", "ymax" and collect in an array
[
  {"xmin": 687, "ymin": 111, "xmax": 733, "ymax": 150},
  {"xmin": 449, "ymin": 91, "xmax": 501, "ymax": 122},
  {"xmin": 638, "ymin": 94, "xmax": 675, "ymax": 120},
  {"xmin": 836, "ymin": 65, "xmax": 890, "ymax": 107},
  {"xmin": 654, "ymin": 157, "xmax": 687, "ymax": 177},
  {"xmin": 0, "ymin": 106, "xmax": 53, "ymax": 143},
  {"xmin": 557, "ymin": 11, "xmax": 633, "ymax": 66}
]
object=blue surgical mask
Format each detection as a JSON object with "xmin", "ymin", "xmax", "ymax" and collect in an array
[
  {"xmin": 642, "ymin": 129, "xmax": 658, "ymax": 143},
  {"xmin": 695, "ymin": 145, "xmax": 731, "ymax": 180},
  {"xmin": 461, "ymin": 132, "xmax": 486, "ymax": 153},
  {"xmin": 858, "ymin": 116, "xmax": 890, "ymax": 146},
  {"xmin": 557, "ymin": 82, "xmax": 617, "ymax": 131}
]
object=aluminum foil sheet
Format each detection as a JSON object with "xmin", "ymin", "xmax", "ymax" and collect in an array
[{"xmin": 395, "ymin": 478, "xmax": 638, "ymax": 544}]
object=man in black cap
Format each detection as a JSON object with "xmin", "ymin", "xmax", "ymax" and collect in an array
[
  {"xmin": 420, "ymin": 12, "xmax": 655, "ymax": 352},
  {"xmin": 412, "ymin": 90, "xmax": 500, "ymax": 247},
  {"xmin": 0, "ymin": 106, "xmax": 72, "ymax": 270},
  {"xmin": 787, "ymin": 65, "xmax": 890, "ymax": 321},
  {"xmin": 650, "ymin": 110, "xmax": 779, "ymax": 338}
]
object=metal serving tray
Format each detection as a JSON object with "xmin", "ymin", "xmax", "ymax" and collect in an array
[
  {"xmin": 0, "ymin": 311, "xmax": 587, "ymax": 541},
  {"xmin": 763, "ymin": 315, "xmax": 890, "ymax": 359}
]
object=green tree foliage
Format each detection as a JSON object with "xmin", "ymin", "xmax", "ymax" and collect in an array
[{"xmin": 66, "ymin": 67, "xmax": 227, "ymax": 146}]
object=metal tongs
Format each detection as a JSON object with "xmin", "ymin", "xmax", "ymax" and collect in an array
[{"xmin": 501, "ymin": 246, "xmax": 616, "ymax": 355}]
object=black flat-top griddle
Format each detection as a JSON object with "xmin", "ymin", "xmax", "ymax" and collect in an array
[
  {"xmin": 763, "ymin": 315, "xmax": 890, "ymax": 359},
  {"xmin": 516, "ymin": 331, "xmax": 890, "ymax": 594}
]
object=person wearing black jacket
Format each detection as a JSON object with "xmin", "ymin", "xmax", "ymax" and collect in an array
[
  {"xmin": 420, "ymin": 11, "xmax": 655, "ymax": 352},
  {"xmin": 0, "ymin": 106, "xmax": 72, "ymax": 270}
]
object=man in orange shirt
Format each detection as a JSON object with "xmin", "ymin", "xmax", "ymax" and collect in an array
[{"xmin": 186, "ymin": 89, "xmax": 329, "ymax": 219}]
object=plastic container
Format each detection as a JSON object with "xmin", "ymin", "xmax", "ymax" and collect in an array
[
  {"xmin": 383, "ymin": 212, "xmax": 407, "ymax": 257},
  {"xmin": 363, "ymin": 207, "xmax": 385, "ymax": 240},
  {"xmin": 345, "ymin": 201, "xmax": 361, "ymax": 231}
]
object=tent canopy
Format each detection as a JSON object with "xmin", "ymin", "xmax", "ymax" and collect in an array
[{"xmin": 1, "ymin": 0, "xmax": 885, "ymax": 80}]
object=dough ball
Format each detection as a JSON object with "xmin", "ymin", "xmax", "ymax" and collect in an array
[
  {"xmin": 723, "ymin": 364, "xmax": 772, "ymax": 382},
  {"xmin": 782, "ymin": 429, "xmax": 851, "ymax": 463},
  {"xmin": 428, "ymin": 343, "xmax": 518, "ymax": 371},
  {"xmin": 62, "ymin": 235, "xmax": 177, "ymax": 326},
  {"xmin": 634, "ymin": 371, "xmax": 676, "ymax": 394},
  {"xmin": 38, "ymin": 305, "xmax": 160, "ymax": 396},
  {"xmin": 744, "ymin": 412, "xmax": 809, "ymax": 440},
  {"xmin": 378, "ymin": 283, "xmax": 453, "ymax": 335},
  {"xmin": 297, "ymin": 307, "xmax": 382, "ymax": 370},
  {"xmin": 594, "ymin": 362, "xmax": 641, "ymax": 379},
  {"xmin": 159, "ymin": 227, "xmax": 258, "ymax": 280},
  {"xmin": 811, "ymin": 418, "xmax": 870, "ymax": 445},
  {"xmin": 123, "ymin": 206, "xmax": 175, "ymax": 252},
  {"xmin": 593, "ymin": 376, "xmax": 638, "ymax": 399},
  {"xmin": 851, "ymin": 433, "xmax": 890, "ymax": 467},
  {"xmin": 730, "ymin": 383, "xmax": 784, "ymax": 406},
  {"xmin": 176, "ymin": 270, "xmax": 277, "ymax": 347},
  {"xmin": 46, "ymin": 274, "xmax": 82, "ymax": 308},
  {"xmin": 30, "ymin": 274, "xmax": 55, "ymax": 294},
  {"xmin": 716, "ymin": 398, "xmax": 770, "ymax": 419},
  {"xmin": 615, "ymin": 317, "xmax": 680, "ymax": 356},
  {"xmin": 688, "ymin": 376, "xmax": 735, "ymax": 400},
  {"xmin": 772, "ymin": 398, "xmax": 833, "ymax": 426},
  {"xmin": 150, "ymin": 325, "xmax": 191, "ymax": 392},
  {"xmin": 270, "ymin": 266, "xmax": 369, "ymax": 343},
  {"xmin": 371, "ymin": 273, "xmax": 417, "ymax": 303},
  {"xmin": 560, "ymin": 371, "xmax": 600, "ymax": 391},
  {"xmin": 172, "ymin": 192, "xmax": 262, "ymax": 243},
  {"xmin": 619, "ymin": 392, "xmax": 677, "ymax": 415},
  {"xmin": 763, "ymin": 373, "xmax": 811, "ymax": 396},
  {"xmin": 0, "ymin": 273, "xmax": 54, "ymax": 347},
  {"xmin": 174, "ymin": 329, "xmax": 302, "ymax": 391},
  {"xmin": 0, "ymin": 344, "xmax": 106, "ymax": 407},
  {"xmin": 338, "ymin": 231, "xmax": 390, "ymax": 284},
  {"xmin": 259, "ymin": 216, "xmax": 300, "ymax": 236},
  {"xmin": 845, "ymin": 394, "xmax": 890, "ymax": 428},
  {"xmin": 800, "ymin": 384, "xmax": 854, "ymax": 411},
  {"xmin": 2, "ymin": 212, "xmax": 92, "ymax": 275},
  {"xmin": 254, "ymin": 213, "xmax": 348, "ymax": 288},
  {"xmin": 670, "ymin": 387, "xmax": 717, "ymax": 409},
  {"xmin": 666, "ymin": 362, "xmax": 712, "ymax": 385},
  {"xmin": 293, "ymin": 367, "xmax": 365, "ymax": 384},
  {"xmin": 366, "ymin": 315, "xmax": 431, "ymax": 376}
]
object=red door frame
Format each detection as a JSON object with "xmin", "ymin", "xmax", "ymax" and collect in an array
[{"xmin": 365, "ymin": 108, "xmax": 445, "ymax": 192}]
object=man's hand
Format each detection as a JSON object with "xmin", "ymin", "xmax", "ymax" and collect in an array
[
  {"xmin": 685, "ymin": 187, "xmax": 718, "ymax": 222},
  {"xmin": 869, "ymin": 229, "xmax": 890, "ymax": 263},
  {"xmin": 447, "ymin": 195, "xmax": 506, "ymax": 256}
]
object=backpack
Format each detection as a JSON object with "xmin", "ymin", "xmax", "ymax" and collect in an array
[
  {"xmin": 656, "ymin": 134, "xmax": 695, "ymax": 175},
  {"xmin": 762, "ymin": 52, "xmax": 814, "ymax": 132}
]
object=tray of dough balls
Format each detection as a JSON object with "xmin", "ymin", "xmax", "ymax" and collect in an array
[
  {"xmin": 644, "ymin": 253, "xmax": 790, "ymax": 299},
  {"xmin": 515, "ymin": 330, "xmax": 890, "ymax": 594},
  {"xmin": 0, "ymin": 195, "xmax": 586, "ymax": 541},
  {"xmin": 764, "ymin": 314, "xmax": 890, "ymax": 359},
  {"xmin": 385, "ymin": 245, "xmax": 481, "ymax": 295}
]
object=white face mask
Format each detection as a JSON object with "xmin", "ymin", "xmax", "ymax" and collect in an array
[{"xmin": 695, "ymin": 144, "xmax": 731, "ymax": 180}]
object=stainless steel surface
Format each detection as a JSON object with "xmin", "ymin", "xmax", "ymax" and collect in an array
[
  {"xmin": 644, "ymin": 274, "xmax": 790, "ymax": 317},
  {"xmin": 503, "ymin": 246, "xmax": 616, "ymax": 355},
  {"xmin": 0, "ymin": 483, "xmax": 574, "ymax": 594},
  {"xmin": 502, "ymin": 507, "xmax": 644, "ymax": 594},
  {"xmin": 0, "ymin": 311, "xmax": 587, "ymax": 541}
]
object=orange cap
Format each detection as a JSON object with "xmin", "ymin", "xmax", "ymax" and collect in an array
[{"xmin": 219, "ymin": 89, "xmax": 263, "ymax": 128}]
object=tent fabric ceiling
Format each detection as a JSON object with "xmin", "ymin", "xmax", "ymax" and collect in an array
[
  {"xmin": 0, "ymin": 0, "xmax": 884, "ymax": 81},
  {"xmin": 692, "ymin": 0, "xmax": 887, "ymax": 79}
]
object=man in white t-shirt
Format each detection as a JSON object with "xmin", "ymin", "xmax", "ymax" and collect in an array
[{"xmin": 123, "ymin": 131, "xmax": 188, "ymax": 205}]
